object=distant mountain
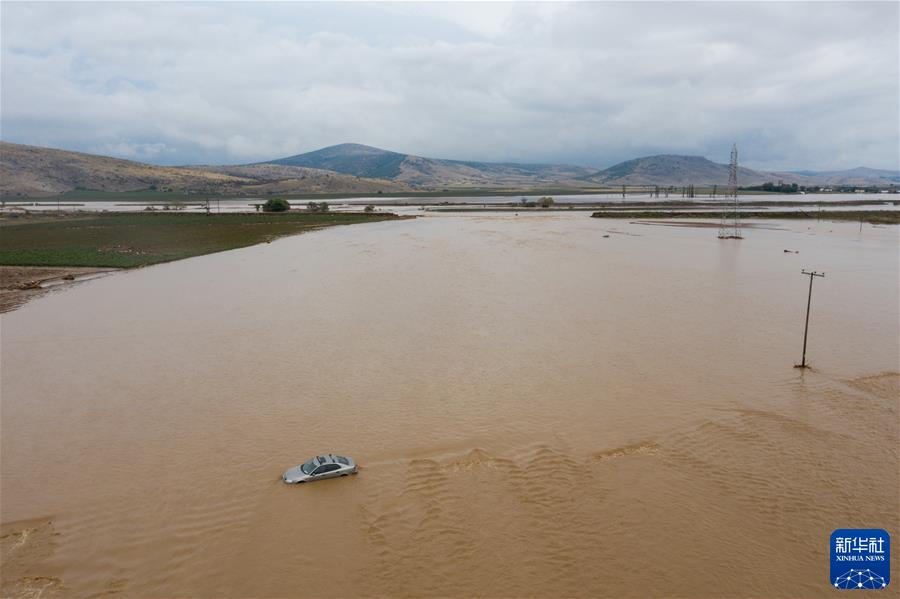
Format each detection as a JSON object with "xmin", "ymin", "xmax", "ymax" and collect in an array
[
  {"xmin": 588, "ymin": 155, "xmax": 899, "ymax": 187},
  {"xmin": 267, "ymin": 143, "xmax": 407, "ymax": 179},
  {"xmin": 3, "ymin": 140, "xmax": 896, "ymax": 198},
  {"xmin": 785, "ymin": 167, "xmax": 900, "ymax": 186},
  {"xmin": 0, "ymin": 142, "xmax": 412, "ymax": 197},
  {"xmin": 585, "ymin": 155, "xmax": 798, "ymax": 187},
  {"xmin": 189, "ymin": 162, "xmax": 412, "ymax": 194},
  {"xmin": 0, "ymin": 142, "xmax": 251, "ymax": 197},
  {"xmin": 265, "ymin": 143, "xmax": 595, "ymax": 187}
]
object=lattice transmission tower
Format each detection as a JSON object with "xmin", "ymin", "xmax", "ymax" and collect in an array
[{"xmin": 718, "ymin": 144, "xmax": 742, "ymax": 239}]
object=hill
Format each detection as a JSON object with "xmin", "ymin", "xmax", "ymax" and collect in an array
[
  {"xmin": 267, "ymin": 143, "xmax": 407, "ymax": 179},
  {"xmin": 187, "ymin": 163, "xmax": 412, "ymax": 195},
  {"xmin": 585, "ymin": 155, "xmax": 800, "ymax": 187},
  {"xmin": 0, "ymin": 142, "xmax": 251, "ymax": 197},
  {"xmin": 0, "ymin": 142, "xmax": 412, "ymax": 197},
  {"xmin": 265, "ymin": 143, "xmax": 595, "ymax": 188},
  {"xmin": 784, "ymin": 167, "xmax": 900, "ymax": 187},
  {"xmin": 587, "ymin": 155, "xmax": 900, "ymax": 187},
  {"xmin": 3, "ymin": 141, "xmax": 895, "ymax": 197}
]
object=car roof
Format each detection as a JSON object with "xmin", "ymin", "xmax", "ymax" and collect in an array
[{"xmin": 313, "ymin": 454, "xmax": 344, "ymax": 465}]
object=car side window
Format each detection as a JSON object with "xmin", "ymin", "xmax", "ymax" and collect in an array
[{"xmin": 312, "ymin": 464, "xmax": 340, "ymax": 475}]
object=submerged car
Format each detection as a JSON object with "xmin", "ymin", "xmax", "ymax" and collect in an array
[{"xmin": 283, "ymin": 454, "xmax": 358, "ymax": 484}]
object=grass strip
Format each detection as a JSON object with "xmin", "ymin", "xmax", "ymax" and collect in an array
[{"xmin": 0, "ymin": 211, "xmax": 405, "ymax": 268}]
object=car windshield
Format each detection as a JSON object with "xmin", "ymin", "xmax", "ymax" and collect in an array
[{"xmin": 300, "ymin": 459, "xmax": 317, "ymax": 475}]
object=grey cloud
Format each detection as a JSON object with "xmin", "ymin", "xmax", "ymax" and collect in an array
[{"xmin": 1, "ymin": 2, "xmax": 897, "ymax": 170}]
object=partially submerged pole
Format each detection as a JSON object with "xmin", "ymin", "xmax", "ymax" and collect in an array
[{"xmin": 795, "ymin": 269, "xmax": 825, "ymax": 368}]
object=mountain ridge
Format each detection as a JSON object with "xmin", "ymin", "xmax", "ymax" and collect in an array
[
  {"xmin": 585, "ymin": 154, "xmax": 900, "ymax": 187},
  {"xmin": 264, "ymin": 144, "xmax": 899, "ymax": 188},
  {"xmin": 585, "ymin": 154, "xmax": 789, "ymax": 186},
  {"xmin": 2, "ymin": 140, "xmax": 896, "ymax": 197},
  {"xmin": 264, "ymin": 143, "xmax": 595, "ymax": 187},
  {"xmin": 0, "ymin": 141, "xmax": 412, "ymax": 197}
]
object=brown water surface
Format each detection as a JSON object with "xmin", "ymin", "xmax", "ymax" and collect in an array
[{"xmin": 2, "ymin": 214, "xmax": 898, "ymax": 597}]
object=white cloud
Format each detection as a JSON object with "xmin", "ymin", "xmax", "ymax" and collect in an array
[{"xmin": 1, "ymin": 1, "xmax": 897, "ymax": 170}]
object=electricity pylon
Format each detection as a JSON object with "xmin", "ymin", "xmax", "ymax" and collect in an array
[{"xmin": 718, "ymin": 144, "xmax": 742, "ymax": 239}]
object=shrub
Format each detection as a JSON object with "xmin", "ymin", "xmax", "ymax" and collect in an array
[
  {"xmin": 365, "ymin": 205, "xmax": 375, "ymax": 213},
  {"xmin": 263, "ymin": 197, "xmax": 290, "ymax": 212}
]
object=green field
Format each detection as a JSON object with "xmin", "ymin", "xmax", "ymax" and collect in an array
[{"xmin": 0, "ymin": 212, "xmax": 404, "ymax": 268}]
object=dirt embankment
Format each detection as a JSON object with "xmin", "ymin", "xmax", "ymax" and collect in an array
[{"xmin": 0, "ymin": 266, "xmax": 118, "ymax": 313}]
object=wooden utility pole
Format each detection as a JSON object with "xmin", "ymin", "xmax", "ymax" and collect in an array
[{"xmin": 795, "ymin": 269, "xmax": 825, "ymax": 369}]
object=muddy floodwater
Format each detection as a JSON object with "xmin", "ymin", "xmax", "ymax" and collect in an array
[{"xmin": 2, "ymin": 214, "xmax": 898, "ymax": 598}]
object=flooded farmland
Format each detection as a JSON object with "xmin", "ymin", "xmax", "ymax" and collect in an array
[{"xmin": 1, "ymin": 213, "xmax": 898, "ymax": 598}]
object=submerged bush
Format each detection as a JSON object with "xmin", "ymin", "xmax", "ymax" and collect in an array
[{"xmin": 263, "ymin": 197, "xmax": 290, "ymax": 212}]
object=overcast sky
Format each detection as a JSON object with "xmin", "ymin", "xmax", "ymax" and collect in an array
[{"xmin": 1, "ymin": 2, "xmax": 898, "ymax": 170}]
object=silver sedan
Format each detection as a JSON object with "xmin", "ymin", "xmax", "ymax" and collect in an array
[{"xmin": 283, "ymin": 454, "xmax": 358, "ymax": 484}]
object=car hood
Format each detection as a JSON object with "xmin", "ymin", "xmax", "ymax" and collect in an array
[{"xmin": 283, "ymin": 465, "xmax": 311, "ymax": 481}]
